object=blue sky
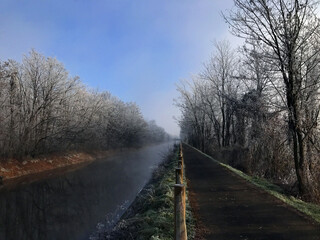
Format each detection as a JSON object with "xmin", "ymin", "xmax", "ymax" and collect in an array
[{"xmin": 0, "ymin": 0, "xmax": 239, "ymax": 136}]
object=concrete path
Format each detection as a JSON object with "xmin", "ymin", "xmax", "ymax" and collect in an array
[{"xmin": 182, "ymin": 143, "xmax": 320, "ymax": 240}]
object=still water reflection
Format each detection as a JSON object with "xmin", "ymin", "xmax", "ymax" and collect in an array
[{"xmin": 0, "ymin": 142, "xmax": 174, "ymax": 240}]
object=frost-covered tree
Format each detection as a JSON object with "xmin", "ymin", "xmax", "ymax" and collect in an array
[
  {"xmin": 226, "ymin": 0, "xmax": 320, "ymax": 200},
  {"xmin": 0, "ymin": 50, "xmax": 168, "ymax": 159}
]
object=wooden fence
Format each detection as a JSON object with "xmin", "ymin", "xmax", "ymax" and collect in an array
[{"xmin": 174, "ymin": 142, "xmax": 187, "ymax": 240}]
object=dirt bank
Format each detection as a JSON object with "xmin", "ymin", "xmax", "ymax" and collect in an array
[{"xmin": 0, "ymin": 150, "xmax": 118, "ymax": 184}]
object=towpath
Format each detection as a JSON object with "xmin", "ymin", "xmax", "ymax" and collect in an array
[{"xmin": 182, "ymin": 143, "xmax": 320, "ymax": 240}]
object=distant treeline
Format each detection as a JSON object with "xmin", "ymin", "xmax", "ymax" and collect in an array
[
  {"xmin": 0, "ymin": 50, "xmax": 169, "ymax": 159},
  {"xmin": 176, "ymin": 0, "xmax": 320, "ymax": 202}
]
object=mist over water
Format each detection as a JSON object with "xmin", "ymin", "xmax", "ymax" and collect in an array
[{"xmin": 0, "ymin": 141, "xmax": 175, "ymax": 240}]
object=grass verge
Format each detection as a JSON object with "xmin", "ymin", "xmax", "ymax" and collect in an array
[
  {"xmin": 104, "ymin": 144, "xmax": 195, "ymax": 239},
  {"xmin": 187, "ymin": 143, "xmax": 320, "ymax": 224}
]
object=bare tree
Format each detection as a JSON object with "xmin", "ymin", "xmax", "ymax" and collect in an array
[
  {"xmin": 0, "ymin": 50, "xmax": 168, "ymax": 160},
  {"xmin": 225, "ymin": 0, "xmax": 320, "ymax": 199},
  {"xmin": 201, "ymin": 40, "xmax": 241, "ymax": 147}
]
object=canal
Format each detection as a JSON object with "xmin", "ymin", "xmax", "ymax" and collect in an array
[{"xmin": 0, "ymin": 141, "xmax": 175, "ymax": 240}]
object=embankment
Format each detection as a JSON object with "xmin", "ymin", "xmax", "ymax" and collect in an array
[
  {"xmin": 99, "ymin": 144, "xmax": 195, "ymax": 240},
  {"xmin": 0, "ymin": 149, "xmax": 121, "ymax": 185}
]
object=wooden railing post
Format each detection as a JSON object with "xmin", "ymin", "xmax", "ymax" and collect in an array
[
  {"xmin": 174, "ymin": 184, "xmax": 187, "ymax": 240},
  {"xmin": 175, "ymin": 167, "xmax": 183, "ymax": 184},
  {"xmin": 174, "ymin": 142, "xmax": 187, "ymax": 239},
  {"xmin": 178, "ymin": 155, "xmax": 184, "ymax": 180}
]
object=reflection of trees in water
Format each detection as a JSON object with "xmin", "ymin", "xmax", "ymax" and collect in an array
[{"xmin": 0, "ymin": 172, "xmax": 115, "ymax": 240}]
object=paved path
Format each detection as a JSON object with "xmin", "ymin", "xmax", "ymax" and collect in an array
[{"xmin": 182, "ymin": 143, "xmax": 320, "ymax": 240}]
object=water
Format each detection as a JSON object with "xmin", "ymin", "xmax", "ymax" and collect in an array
[{"xmin": 0, "ymin": 142, "xmax": 175, "ymax": 240}]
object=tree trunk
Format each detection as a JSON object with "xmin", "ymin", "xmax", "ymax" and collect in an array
[{"xmin": 286, "ymin": 74, "xmax": 308, "ymax": 198}]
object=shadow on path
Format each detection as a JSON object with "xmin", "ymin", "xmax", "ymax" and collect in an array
[{"xmin": 183, "ymin": 143, "xmax": 320, "ymax": 240}]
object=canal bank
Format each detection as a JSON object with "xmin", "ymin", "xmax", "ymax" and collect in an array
[
  {"xmin": 0, "ymin": 149, "xmax": 127, "ymax": 189},
  {"xmin": 0, "ymin": 148, "xmax": 141, "ymax": 183},
  {"xmin": 97, "ymin": 143, "xmax": 195, "ymax": 240}
]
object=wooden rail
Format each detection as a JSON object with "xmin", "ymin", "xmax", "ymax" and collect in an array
[{"xmin": 174, "ymin": 142, "xmax": 187, "ymax": 240}]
